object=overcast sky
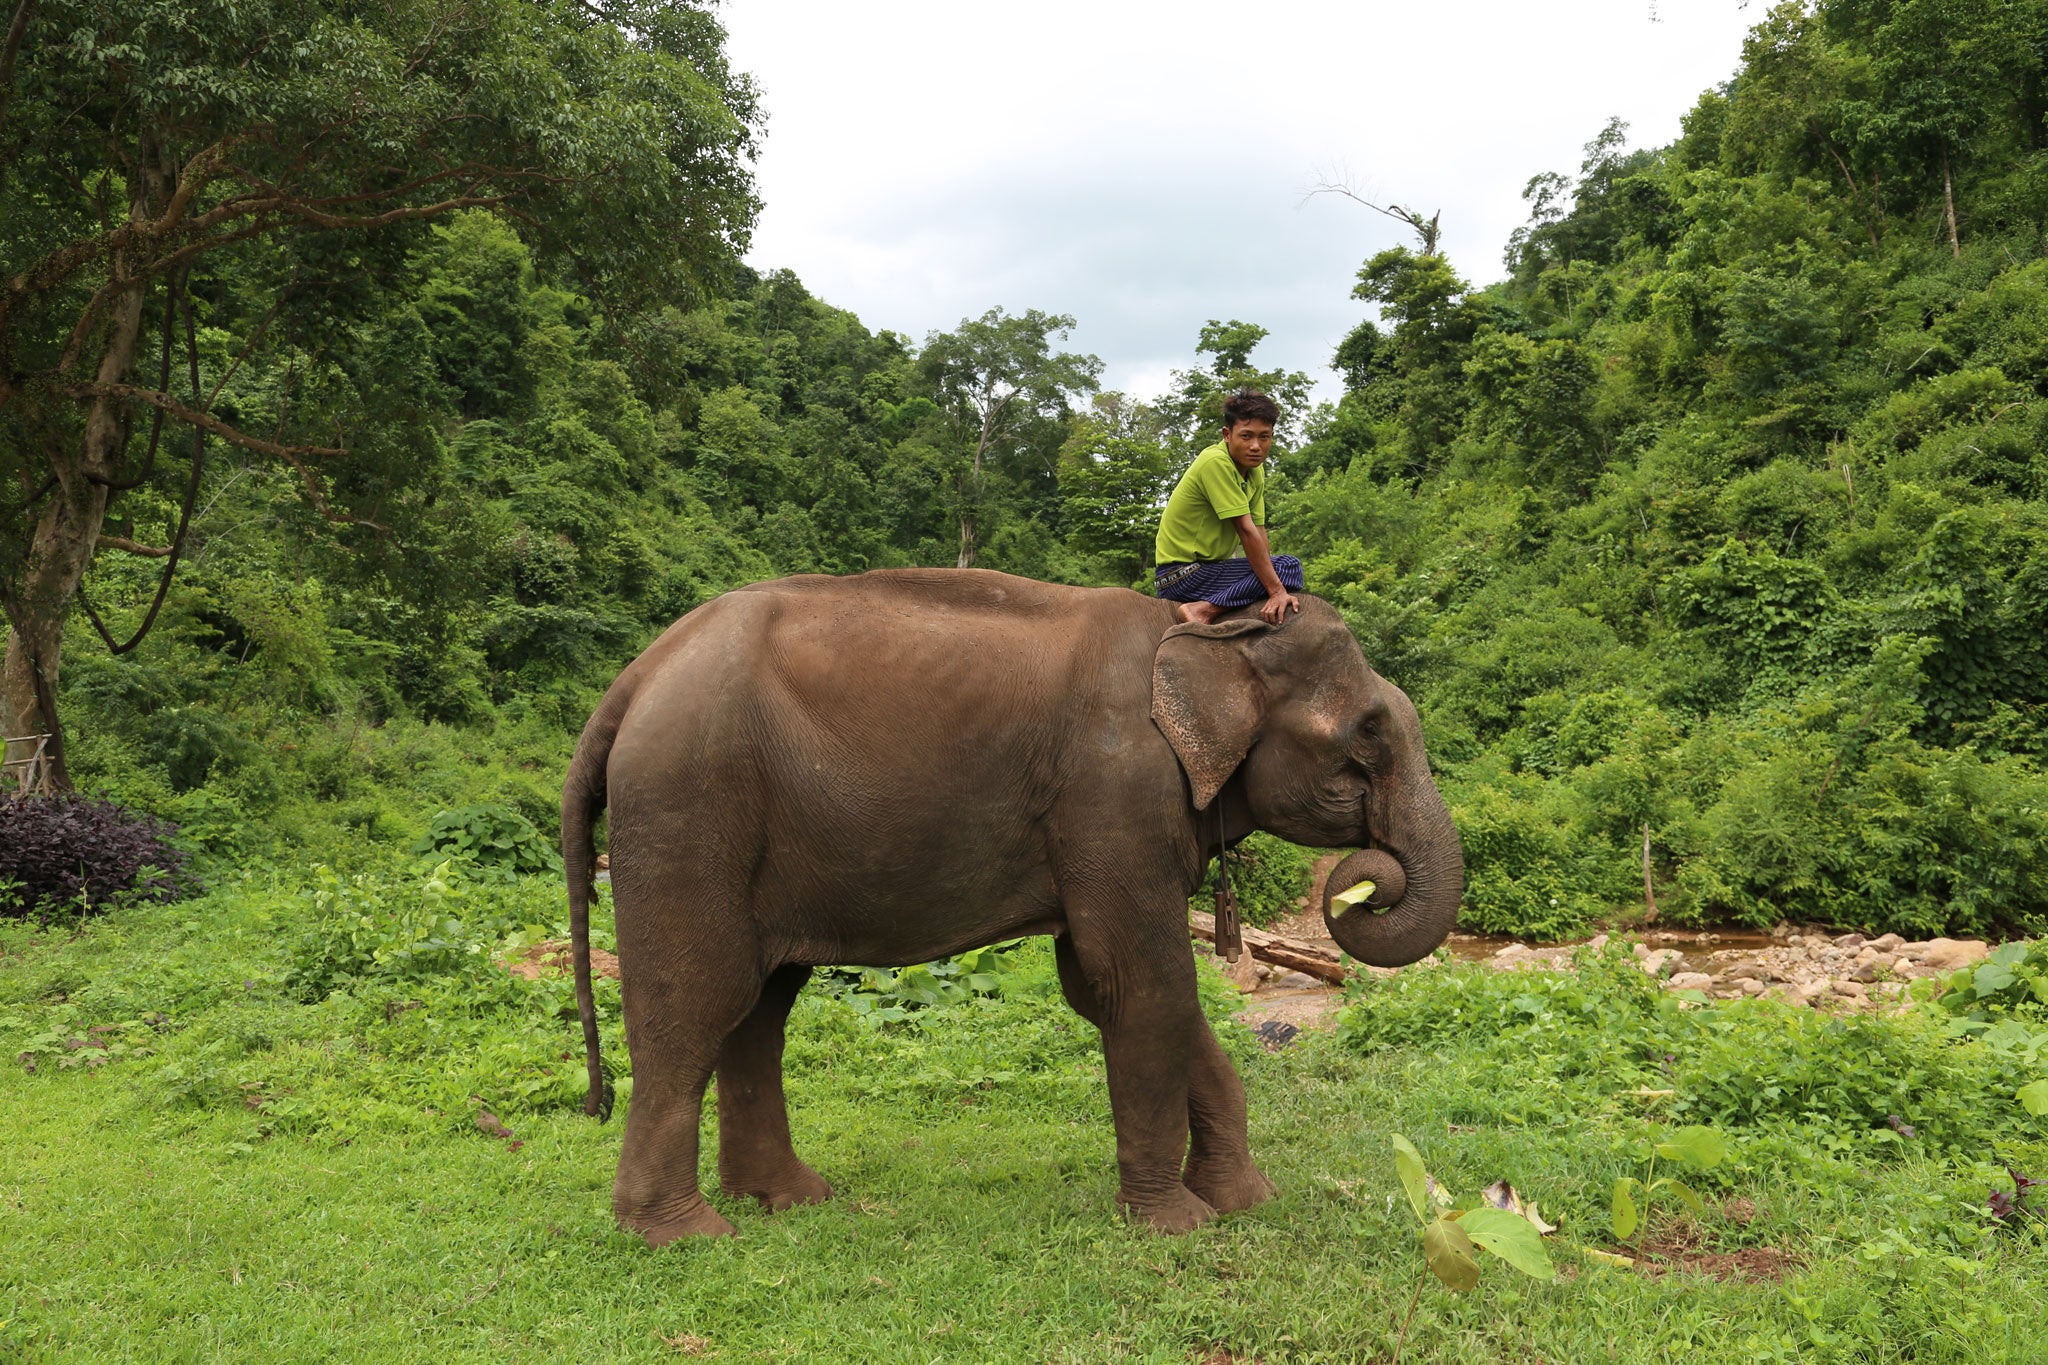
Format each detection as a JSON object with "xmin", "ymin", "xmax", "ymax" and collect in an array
[{"xmin": 720, "ymin": 0, "xmax": 1762, "ymax": 406}]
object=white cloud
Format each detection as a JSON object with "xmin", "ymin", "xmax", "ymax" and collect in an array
[{"xmin": 721, "ymin": 0, "xmax": 1760, "ymax": 403}]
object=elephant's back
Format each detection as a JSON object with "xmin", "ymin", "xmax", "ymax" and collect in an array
[{"xmin": 597, "ymin": 571, "xmax": 1172, "ymax": 961}]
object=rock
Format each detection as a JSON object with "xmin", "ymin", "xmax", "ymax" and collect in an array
[
  {"xmin": 1587, "ymin": 933, "xmax": 1610, "ymax": 953},
  {"xmin": 1833, "ymin": 932, "xmax": 1866, "ymax": 950},
  {"xmin": 1850, "ymin": 954, "xmax": 1897, "ymax": 984},
  {"xmin": 1638, "ymin": 948, "xmax": 1685, "ymax": 976},
  {"xmin": 1832, "ymin": 980, "xmax": 1869, "ymax": 1000},
  {"xmin": 1792, "ymin": 981, "xmax": 1830, "ymax": 1005},
  {"xmin": 1727, "ymin": 964, "xmax": 1770, "ymax": 982},
  {"xmin": 1632, "ymin": 942, "xmax": 1651, "ymax": 958},
  {"xmin": 1221, "ymin": 949, "xmax": 1262, "ymax": 991},
  {"xmin": 1494, "ymin": 943, "xmax": 1529, "ymax": 959},
  {"xmin": 1869, "ymin": 933, "xmax": 1904, "ymax": 952},
  {"xmin": 1852, "ymin": 946, "xmax": 1880, "ymax": 966},
  {"xmin": 1668, "ymin": 972, "xmax": 1714, "ymax": 991},
  {"xmin": 1770, "ymin": 921, "xmax": 1793, "ymax": 939},
  {"xmin": 1736, "ymin": 977, "xmax": 1768, "ymax": 997},
  {"xmin": 1896, "ymin": 940, "xmax": 1932, "ymax": 961},
  {"xmin": 1919, "ymin": 938, "xmax": 1990, "ymax": 972}
]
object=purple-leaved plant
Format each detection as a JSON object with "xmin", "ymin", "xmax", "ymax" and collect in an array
[{"xmin": 0, "ymin": 795, "xmax": 200, "ymax": 916}]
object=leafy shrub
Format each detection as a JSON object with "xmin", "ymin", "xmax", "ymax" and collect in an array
[
  {"xmin": 411, "ymin": 803, "xmax": 562, "ymax": 879},
  {"xmin": 0, "ymin": 795, "xmax": 199, "ymax": 916},
  {"xmin": 813, "ymin": 942, "xmax": 1033, "ymax": 1025},
  {"xmin": 286, "ymin": 862, "xmax": 533, "ymax": 1000},
  {"xmin": 1192, "ymin": 832, "xmax": 1316, "ymax": 928},
  {"xmin": 1337, "ymin": 948, "xmax": 2043, "ymax": 1155},
  {"xmin": 1445, "ymin": 778, "xmax": 1613, "ymax": 938}
]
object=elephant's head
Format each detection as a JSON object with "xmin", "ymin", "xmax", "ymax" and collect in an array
[{"xmin": 1152, "ymin": 599, "xmax": 1463, "ymax": 968}]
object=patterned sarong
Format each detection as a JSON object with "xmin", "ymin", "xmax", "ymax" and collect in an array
[{"xmin": 1154, "ymin": 555, "xmax": 1305, "ymax": 609}]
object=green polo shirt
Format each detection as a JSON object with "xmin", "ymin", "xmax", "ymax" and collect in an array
[{"xmin": 1155, "ymin": 442, "xmax": 1265, "ymax": 565}]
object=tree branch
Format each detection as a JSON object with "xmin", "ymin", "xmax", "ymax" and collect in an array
[
  {"xmin": 59, "ymin": 381, "xmax": 347, "ymax": 459},
  {"xmin": 95, "ymin": 534, "xmax": 174, "ymax": 557},
  {"xmin": 1303, "ymin": 178, "xmax": 1443, "ymax": 256}
]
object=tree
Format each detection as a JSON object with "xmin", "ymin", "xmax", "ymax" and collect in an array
[
  {"xmin": 0, "ymin": 0, "xmax": 760, "ymax": 785},
  {"xmin": 1158, "ymin": 320, "xmax": 1312, "ymax": 459},
  {"xmin": 917, "ymin": 308, "xmax": 1099, "ymax": 568},
  {"xmin": 1056, "ymin": 393, "xmax": 1172, "ymax": 581}
]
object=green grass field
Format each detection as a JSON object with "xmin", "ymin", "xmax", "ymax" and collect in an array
[{"xmin": 3, "ymin": 867, "xmax": 2044, "ymax": 1363}]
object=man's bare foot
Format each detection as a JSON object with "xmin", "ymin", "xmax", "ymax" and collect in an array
[{"xmin": 1175, "ymin": 601, "xmax": 1222, "ymax": 625}]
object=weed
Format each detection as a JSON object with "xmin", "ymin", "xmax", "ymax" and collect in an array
[{"xmin": 1609, "ymin": 1124, "xmax": 1727, "ymax": 1260}]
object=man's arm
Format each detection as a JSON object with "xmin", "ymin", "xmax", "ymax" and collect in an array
[{"xmin": 1229, "ymin": 514, "xmax": 1301, "ymax": 624}]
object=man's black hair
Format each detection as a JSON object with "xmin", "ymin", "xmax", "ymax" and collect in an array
[{"xmin": 1222, "ymin": 389, "xmax": 1280, "ymax": 429}]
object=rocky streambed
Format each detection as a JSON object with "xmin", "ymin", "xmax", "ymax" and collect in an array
[
  {"xmin": 1480, "ymin": 927, "xmax": 1993, "ymax": 1005},
  {"xmin": 1226, "ymin": 875, "xmax": 2005, "ymax": 1035}
]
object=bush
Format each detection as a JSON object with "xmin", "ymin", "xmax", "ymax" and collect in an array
[
  {"xmin": 0, "ymin": 795, "xmax": 199, "ymax": 916},
  {"xmin": 411, "ymin": 803, "xmax": 562, "ymax": 879},
  {"xmin": 1193, "ymin": 831, "xmax": 1316, "ymax": 928},
  {"xmin": 1335, "ymin": 948, "xmax": 2044, "ymax": 1156},
  {"xmin": 284, "ymin": 860, "xmax": 562, "ymax": 1001}
]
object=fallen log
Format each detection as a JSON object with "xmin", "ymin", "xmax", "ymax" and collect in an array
[{"xmin": 1189, "ymin": 911, "xmax": 1349, "ymax": 986}]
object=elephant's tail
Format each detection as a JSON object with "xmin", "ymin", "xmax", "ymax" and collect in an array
[{"xmin": 564, "ymin": 695, "xmax": 625, "ymax": 1122}]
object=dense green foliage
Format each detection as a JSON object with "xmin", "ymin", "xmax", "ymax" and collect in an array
[
  {"xmin": 3, "ymin": 869, "xmax": 2043, "ymax": 1360},
  {"xmin": 6, "ymin": 0, "xmax": 2047, "ymax": 943},
  {"xmin": 1283, "ymin": 0, "xmax": 2048, "ymax": 938}
]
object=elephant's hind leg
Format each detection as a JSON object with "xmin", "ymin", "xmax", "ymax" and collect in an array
[
  {"xmin": 612, "ymin": 939, "xmax": 762, "ymax": 1245},
  {"xmin": 717, "ymin": 964, "xmax": 833, "ymax": 1211}
]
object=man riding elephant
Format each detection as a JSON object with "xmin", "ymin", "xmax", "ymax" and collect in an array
[
  {"xmin": 563, "ymin": 569, "xmax": 1461, "ymax": 1244},
  {"xmin": 1154, "ymin": 389, "xmax": 1305, "ymax": 626}
]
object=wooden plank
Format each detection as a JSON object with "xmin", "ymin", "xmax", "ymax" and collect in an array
[{"xmin": 1189, "ymin": 911, "xmax": 1349, "ymax": 986}]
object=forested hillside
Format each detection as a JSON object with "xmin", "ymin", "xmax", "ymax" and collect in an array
[{"xmin": 7, "ymin": 0, "xmax": 2048, "ymax": 940}]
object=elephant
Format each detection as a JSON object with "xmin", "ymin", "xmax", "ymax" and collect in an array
[{"xmin": 561, "ymin": 568, "xmax": 1462, "ymax": 1244}]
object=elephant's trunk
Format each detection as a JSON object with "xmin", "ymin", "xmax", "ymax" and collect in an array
[{"xmin": 1321, "ymin": 704, "xmax": 1464, "ymax": 968}]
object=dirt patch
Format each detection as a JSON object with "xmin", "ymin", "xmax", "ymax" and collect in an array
[
  {"xmin": 1640, "ymin": 1245, "xmax": 1800, "ymax": 1281},
  {"xmin": 1620, "ymin": 1215, "xmax": 1800, "ymax": 1281},
  {"xmin": 504, "ymin": 940, "xmax": 619, "ymax": 982}
]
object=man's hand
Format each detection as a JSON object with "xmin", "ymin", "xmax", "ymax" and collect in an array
[{"xmin": 1260, "ymin": 590, "xmax": 1301, "ymax": 624}]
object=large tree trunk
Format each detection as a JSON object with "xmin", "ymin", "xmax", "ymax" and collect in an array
[
  {"xmin": 0, "ymin": 151, "xmax": 159, "ymax": 789},
  {"xmin": 955, "ymin": 509, "xmax": 977, "ymax": 569},
  {"xmin": 1943, "ymin": 152, "xmax": 1961, "ymax": 259}
]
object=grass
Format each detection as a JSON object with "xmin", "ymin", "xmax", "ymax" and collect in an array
[{"xmin": 2, "ymin": 866, "xmax": 2045, "ymax": 1363}]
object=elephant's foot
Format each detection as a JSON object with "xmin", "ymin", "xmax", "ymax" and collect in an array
[
  {"xmin": 1185, "ymin": 1158, "xmax": 1278, "ymax": 1215},
  {"xmin": 722, "ymin": 1158, "xmax": 834, "ymax": 1212},
  {"xmin": 618, "ymin": 1194, "xmax": 737, "ymax": 1246},
  {"xmin": 1118, "ymin": 1183, "xmax": 1217, "ymax": 1234}
]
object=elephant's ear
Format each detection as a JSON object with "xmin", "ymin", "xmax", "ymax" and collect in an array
[{"xmin": 1152, "ymin": 616, "xmax": 1270, "ymax": 810}]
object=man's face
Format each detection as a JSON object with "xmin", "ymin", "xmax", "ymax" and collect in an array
[{"xmin": 1222, "ymin": 418, "xmax": 1275, "ymax": 472}]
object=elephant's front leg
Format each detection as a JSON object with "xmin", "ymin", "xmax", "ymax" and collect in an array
[
  {"xmin": 1055, "ymin": 929, "xmax": 1215, "ymax": 1233},
  {"xmin": 716, "ymin": 964, "xmax": 833, "ymax": 1211}
]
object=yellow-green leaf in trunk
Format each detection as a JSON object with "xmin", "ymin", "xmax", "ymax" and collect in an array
[{"xmin": 1328, "ymin": 879, "xmax": 1378, "ymax": 917}]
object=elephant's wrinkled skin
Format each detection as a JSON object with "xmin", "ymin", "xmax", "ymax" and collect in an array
[{"xmin": 563, "ymin": 569, "xmax": 1462, "ymax": 1243}]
